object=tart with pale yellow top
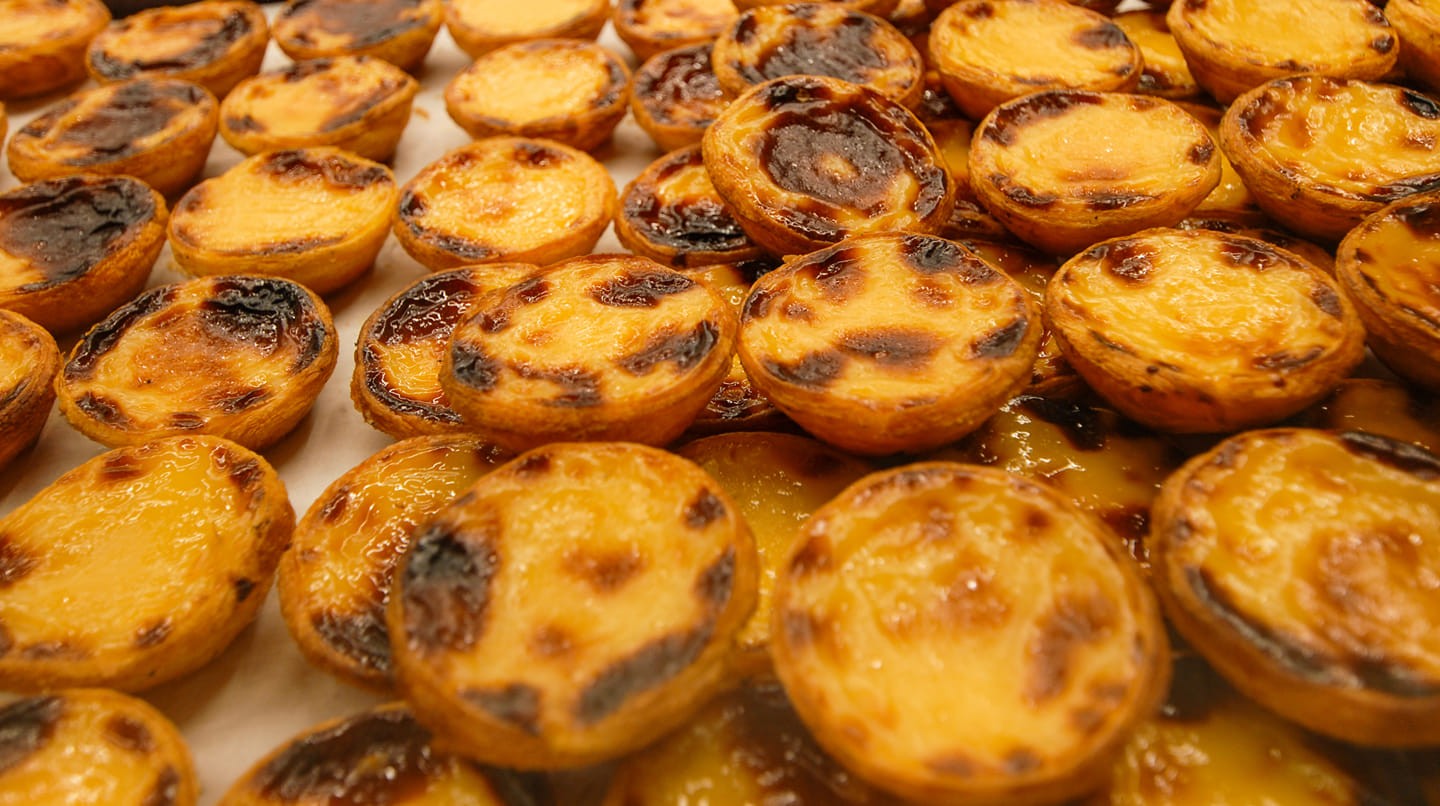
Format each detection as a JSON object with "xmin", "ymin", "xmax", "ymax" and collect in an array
[
  {"xmin": 616, "ymin": 145, "xmax": 766, "ymax": 269},
  {"xmin": 387, "ymin": 441, "xmax": 758, "ymax": 768},
  {"xmin": 0, "ymin": 311, "xmax": 59, "ymax": 472},
  {"xmin": 1221, "ymin": 76, "xmax": 1440, "ymax": 243},
  {"xmin": 613, "ymin": 0, "xmax": 738, "ymax": 62},
  {"xmin": 219, "ymin": 57, "xmax": 418, "ymax": 163},
  {"xmin": 0, "ymin": 435, "xmax": 293, "ymax": 692},
  {"xmin": 928, "ymin": 0, "xmax": 1143, "ymax": 120},
  {"xmin": 85, "ymin": 0, "xmax": 269, "ymax": 99},
  {"xmin": 1046, "ymin": 228, "xmax": 1364, "ymax": 434},
  {"xmin": 394, "ymin": 137, "xmax": 617, "ymax": 271},
  {"xmin": 630, "ymin": 43, "xmax": 729, "ymax": 152},
  {"xmin": 169, "ymin": 148, "xmax": 397, "ymax": 295},
  {"xmin": 1151, "ymin": 428, "xmax": 1440, "ymax": 746},
  {"xmin": 1113, "ymin": 10, "xmax": 1199, "ymax": 100},
  {"xmin": 271, "ymin": 0, "xmax": 444, "ymax": 73},
  {"xmin": 443, "ymin": 0, "xmax": 610, "ymax": 59},
  {"xmin": 771, "ymin": 462, "xmax": 1169, "ymax": 805},
  {"xmin": 0, "ymin": 689, "xmax": 197, "ymax": 806},
  {"xmin": 0, "ymin": 0, "xmax": 110, "ymax": 99},
  {"xmin": 1165, "ymin": 0, "xmax": 1396, "ymax": 104},
  {"xmin": 969, "ymin": 91, "xmax": 1221, "ymax": 256},
  {"xmin": 1389, "ymin": 0, "xmax": 1440, "ymax": 94},
  {"xmin": 56, "ymin": 276, "xmax": 338, "ymax": 451}
]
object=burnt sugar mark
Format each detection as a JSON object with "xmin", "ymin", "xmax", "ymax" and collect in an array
[
  {"xmin": 1402, "ymin": 89, "xmax": 1440, "ymax": 120},
  {"xmin": 90, "ymin": 10, "xmax": 255, "ymax": 79},
  {"xmin": 563, "ymin": 547, "xmax": 644, "ymax": 594},
  {"xmin": 144, "ymin": 766, "xmax": 180, "ymax": 806},
  {"xmin": 513, "ymin": 140, "xmax": 570, "ymax": 169},
  {"xmin": 257, "ymin": 149, "xmax": 391, "ymax": 190},
  {"xmin": 838, "ymin": 328, "xmax": 942, "ymax": 368},
  {"xmin": 591, "ymin": 269, "xmax": 697, "ymax": 308},
  {"xmin": 635, "ymin": 44, "xmax": 724, "ymax": 126},
  {"xmin": 52, "ymin": 80, "xmax": 207, "ymax": 166},
  {"xmin": 1091, "ymin": 239, "xmax": 1158, "ymax": 283},
  {"xmin": 103, "ymin": 714, "xmax": 155, "ymax": 754},
  {"xmin": 684, "ymin": 488, "xmax": 727, "ymax": 530},
  {"xmin": 75, "ymin": 392, "xmax": 132, "ymax": 428},
  {"xmin": 198, "ymin": 277, "xmax": 329, "ymax": 370},
  {"xmin": 134, "ymin": 617, "xmax": 172, "ymax": 648},
  {"xmin": 1217, "ymin": 238, "xmax": 1287, "ymax": 271},
  {"xmin": 982, "ymin": 91, "xmax": 1103, "ymax": 147},
  {"xmin": 617, "ymin": 322, "xmax": 719, "ymax": 376},
  {"xmin": 762, "ymin": 350, "xmax": 845, "ymax": 389},
  {"xmin": 512, "ymin": 365, "xmax": 601, "ymax": 408},
  {"xmin": 575, "ymin": 622, "xmax": 714, "ymax": 725},
  {"xmin": 1072, "ymin": 21, "xmax": 1130, "ymax": 50},
  {"xmin": 1025, "ymin": 591, "xmax": 1117, "ymax": 705},
  {"xmin": 971, "ymin": 318, "xmax": 1029, "ymax": 359},
  {"xmin": 746, "ymin": 12, "xmax": 891, "ymax": 88},
  {"xmin": 450, "ymin": 341, "xmax": 501, "ymax": 393},
  {"xmin": 695, "ymin": 547, "xmax": 735, "ymax": 609},
  {"xmin": 464, "ymin": 684, "xmax": 542, "ymax": 736},
  {"xmin": 252, "ymin": 708, "xmax": 440, "ymax": 802},
  {"xmin": 0, "ymin": 696, "xmax": 63, "ymax": 774},
  {"xmin": 312, "ymin": 608, "xmax": 391, "ymax": 674},
  {"xmin": 286, "ymin": 0, "xmax": 428, "ymax": 47},
  {"xmin": 0, "ymin": 176, "xmax": 156, "ymax": 292},
  {"xmin": 400, "ymin": 524, "xmax": 499, "ymax": 653},
  {"xmin": 0, "ymin": 536, "xmax": 37, "ymax": 590},
  {"xmin": 1339, "ymin": 430, "xmax": 1440, "ymax": 480}
]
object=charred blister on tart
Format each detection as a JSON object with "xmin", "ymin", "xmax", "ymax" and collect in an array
[
  {"xmin": 272, "ymin": 0, "xmax": 444, "ymax": 74},
  {"xmin": 1113, "ymin": 9, "xmax": 1200, "ymax": 99},
  {"xmin": 1177, "ymin": 213, "xmax": 1336, "ymax": 273},
  {"xmin": 928, "ymin": 0, "xmax": 1143, "ymax": 120},
  {"xmin": 218, "ymin": 704, "xmax": 549, "ymax": 806},
  {"xmin": 1046, "ymin": 228, "xmax": 1365, "ymax": 434},
  {"xmin": 1389, "ymin": 0, "xmax": 1440, "ymax": 94},
  {"xmin": 386, "ymin": 441, "xmax": 759, "ymax": 768},
  {"xmin": 0, "ymin": 175, "xmax": 167, "ymax": 335},
  {"xmin": 676, "ymin": 432, "xmax": 873, "ymax": 674},
  {"xmin": 0, "ymin": 689, "xmax": 197, "ymax": 806},
  {"xmin": 738, "ymin": 232, "xmax": 1041, "ymax": 455},
  {"xmin": 441, "ymin": 253, "xmax": 738, "ymax": 450},
  {"xmin": 169, "ymin": 148, "xmax": 398, "ymax": 295},
  {"xmin": 970, "ymin": 91, "xmax": 1222, "ymax": 256},
  {"xmin": 630, "ymin": 42, "xmax": 730, "ymax": 152},
  {"xmin": 738, "ymin": 0, "xmax": 901, "ymax": 16},
  {"xmin": 445, "ymin": 39, "xmax": 631, "ymax": 153},
  {"xmin": 1171, "ymin": 101, "xmax": 1263, "ymax": 221},
  {"xmin": 1291, "ymin": 378, "xmax": 1440, "ymax": 455},
  {"xmin": 279, "ymin": 435, "xmax": 512, "ymax": 691},
  {"xmin": 352, "ymin": 263, "xmax": 541, "ymax": 439},
  {"xmin": 712, "ymin": 3, "xmax": 926, "ymax": 109},
  {"xmin": 8, "ymin": 78, "xmax": 219, "ymax": 199},
  {"xmin": 219, "ymin": 57, "xmax": 419, "ymax": 163},
  {"xmin": 1221, "ymin": 76, "xmax": 1440, "ymax": 243},
  {"xmin": 702, "ymin": 75, "xmax": 954, "ymax": 256},
  {"xmin": 617, "ymin": 145, "xmax": 767, "ymax": 269},
  {"xmin": 85, "ymin": 0, "xmax": 269, "ymax": 99},
  {"xmin": 772, "ymin": 462, "xmax": 1169, "ymax": 805},
  {"xmin": 684, "ymin": 259, "xmax": 789, "ymax": 435},
  {"xmin": 393, "ymin": 138, "xmax": 617, "ymax": 271},
  {"xmin": 0, "ymin": 0, "xmax": 110, "ymax": 100},
  {"xmin": 0, "ymin": 311, "xmax": 59, "ymax": 472},
  {"xmin": 443, "ymin": 0, "xmax": 610, "ymax": 59},
  {"xmin": 613, "ymin": 0, "xmax": 738, "ymax": 62},
  {"xmin": 1151, "ymin": 428, "xmax": 1440, "ymax": 746},
  {"xmin": 0, "ymin": 435, "xmax": 293, "ymax": 692},
  {"xmin": 56, "ymin": 275, "xmax": 339, "ymax": 451},
  {"xmin": 1166, "ymin": 0, "xmax": 1397, "ymax": 104}
]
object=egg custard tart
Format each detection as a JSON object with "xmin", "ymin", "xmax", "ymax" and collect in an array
[
  {"xmin": 0, "ymin": 175, "xmax": 167, "ymax": 335},
  {"xmin": 928, "ymin": 0, "xmax": 1143, "ymax": 120},
  {"xmin": 1389, "ymin": 0, "xmax": 1440, "ymax": 94},
  {"xmin": 272, "ymin": 0, "xmax": 444, "ymax": 74},
  {"xmin": 1221, "ymin": 76, "xmax": 1440, "ymax": 243},
  {"xmin": 279, "ymin": 435, "xmax": 511, "ymax": 691},
  {"xmin": 772, "ymin": 462, "xmax": 1168, "ymax": 805},
  {"xmin": 0, "ymin": 435, "xmax": 292, "ymax": 692},
  {"xmin": 0, "ymin": 0, "xmax": 110, "ymax": 100},
  {"xmin": 442, "ymin": 254, "xmax": 738, "ymax": 451},
  {"xmin": 614, "ymin": 0, "xmax": 738, "ymax": 61},
  {"xmin": 617, "ymin": 145, "xmax": 767, "ymax": 269},
  {"xmin": 0, "ymin": 689, "xmax": 197, "ymax": 806},
  {"xmin": 738, "ymin": 232, "xmax": 1040, "ymax": 455},
  {"xmin": 444, "ymin": 0, "xmax": 610, "ymax": 59},
  {"xmin": 169, "ymin": 148, "xmax": 398, "ymax": 295},
  {"xmin": 702, "ymin": 75, "xmax": 954, "ymax": 256},
  {"xmin": 1165, "ymin": 0, "xmax": 1397, "ymax": 104},
  {"xmin": 1152, "ymin": 428, "xmax": 1440, "ymax": 746},
  {"xmin": 219, "ymin": 57, "xmax": 418, "ymax": 163},
  {"xmin": 7, "ymin": 78, "xmax": 219, "ymax": 199},
  {"xmin": 630, "ymin": 43, "xmax": 729, "ymax": 152},
  {"xmin": 56, "ymin": 276, "xmax": 338, "ymax": 451},
  {"xmin": 711, "ymin": 3, "xmax": 925, "ymax": 108},
  {"xmin": 218, "ymin": 704, "xmax": 548, "ymax": 806},
  {"xmin": 394, "ymin": 137, "xmax": 616, "ymax": 271},
  {"xmin": 737, "ymin": 0, "xmax": 900, "ymax": 15},
  {"xmin": 85, "ymin": 0, "xmax": 269, "ymax": 99},
  {"xmin": 0, "ymin": 311, "xmax": 59, "ymax": 472},
  {"xmin": 1046, "ymin": 228, "xmax": 1364, "ymax": 434},
  {"xmin": 388, "ymin": 441, "xmax": 758, "ymax": 768},
  {"xmin": 1113, "ymin": 9, "xmax": 1199, "ymax": 100},
  {"xmin": 969, "ymin": 91, "xmax": 1221, "ymax": 256},
  {"xmin": 352, "ymin": 263, "xmax": 540, "ymax": 439}
]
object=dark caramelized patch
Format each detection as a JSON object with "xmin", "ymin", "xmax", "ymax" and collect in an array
[
  {"xmin": 695, "ymin": 548, "xmax": 735, "ymax": 607},
  {"xmin": 1025, "ymin": 592, "xmax": 1116, "ymax": 704},
  {"xmin": 927, "ymin": 752, "xmax": 980, "ymax": 778},
  {"xmin": 199, "ymin": 277, "xmax": 327, "ymax": 370},
  {"xmin": 760, "ymin": 106, "xmax": 923, "ymax": 217},
  {"xmin": 252, "ymin": 709, "xmax": 441, "ymax": 802},
  {"xmin": 522, "ymin": 365, "xmax": 602, "ymax": 408},
  {"xmin": 0, "ymin": 537, "xmax": 37, "ymax": 590},
  {"xmin": 373, "ymin": 273, "xmax": 481, "ymax": 345},
  {"xmin": 257, "ymin": 149, "xmax": 391, "ymax": 190},
  {"xmin": 624, "ymin": 188, "xmax": 750, "ymax": 257},
  {"xmin": 1072, "ymin": 22, "xmax": 1130, "ymax": 50},
  {"xmin": 989, "ymin": 174, "xmax": 1057, "ymax": 208},
  {"xmin": 144, "ymin": 766, "xmax": 180, "ymax": 806},
  {"xmin": 1003, "ymin": 747, "xmax": 1042, "ymax": 774},
  {"xmin": 971, "ymin": 319, "xmax": 1029, "ymax": 359},
  {"xmin": 233, "ymin": 577, "xmax": 256, "ymax": 603},
  {"xmin": 1084, "ymin": 191, "xmax": 1153, "ymax": 211},
  {"xmin": 902, "ymin": 236, "xmax": 966, "ymax": 274},
  {"xmin": 789, "ymin": 536, "xmax": 832, "ymax": 577},
  {"xmin": 312, "ymin": 609, "xmax": 390, "ymax": 673},
  {"xmin": 0, "ymin": 696, "xmax": 63, "ymax": 774},
  {"xmin": 1217, "ymin": 239, "xmax": 1284, "ymax": 271},
  {"xmin": 563, "ymin": 548, "xmax": 644, "ymax": 594},
  {"xmin": 838, "ymin": 328, "xmax": 941, "ymax": 368},
  {"xmin": 450, "ymin": 341, "xmax": 502, "ymax": 392},
  {"xmin": 1396, "ymin": 200, "xmax": 1440, "ymax": 238},
  {"xmin": 75, "ymin": 392, "xmax": 131, "ymax": 427},
  {"xmin": 464, "ymin": 685, "xmax": 542, "ymax": 735},
  {"xmin": 616, "ymin": 321, "xmax": 719, "ymax": 375},
  {"xmin": 743, "ymin": 12, "xmax": 891, "ymax": 88},
  {"xmin": 1092, "ymin": 239, "xmax": 1158, "ymax": 282},
  {"xmin": 283, "ymin": 0, "xmax": 427, "ymax": 47},
  {"xmin": 0, "ymin": 177, "xmax": 156, "ymax": 291},
  {"xmin": 104, "ymin": 715, "xmax": 155, "ymax": 754},
  {"xmin": 635, "ymin": 43, "xmax": 725, "ymax": 126},
  {"xmin": 1254, "ymin": 346, "xmax": 1324, "ymax": 371},
  {"xmin": 400, "ymin": 526, "xmax": 498, "ymax": 653},
  {"xmin": 762, "ymin": 351, "xmax": 845, "ymax": 388},
  {"xmin": 511, "ymin": 452, "xmax": 551, "ymax": 477},
  {"xmin": 514, "ymin": 141, "xmax": 568, "ymax": 168},
  {"xmin": 574, "ymin": 624, "xmax": 713, "ymax": 725},
  {"xmin": 52, "ymin": 80, "xmax": 203, "ymax": 166},
  {"xmin": 983, "ymin": 91, "xmax": 1103, "ymax": 147},
  {"xmin": 90, "ymin": 10, "xmax": 254, "ymax": 78},
  {"xmin": 591, "ymin": 270, "xmax": 696, "ymax": 308},
  {"xmin": 1402, "ymin": 90, "xmax": 1440, "ymax": 121},
  {"xmin": 683, "ymin": 488, "xmax": 726, "ymax": 529},
  {"xmin": 1339, "ymin": 430, "xmax": 1440, "ymax": 480},
  {"xmin": 134, "ymin": 617, "xmax": 172, "ymax": 648}
]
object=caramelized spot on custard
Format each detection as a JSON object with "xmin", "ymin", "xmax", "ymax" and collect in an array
[
  {"xmin": 134, "ymin": 617, "xmax": 172, "ymax": 648},
  {"xmin": 763, "ymin": 350, "xmax": 845, "ymax": 388},
  {"xmin": 927, "ymin": 752, "xmax": 980, "ymax": 778},
  {"xmin": 103, "ymin": 714, "xmax": 155, "ymax": 754},
  {"xmin": 450, "ymin": 341, "xmax": 501, "ymax": 392},
  {"xmin": 464, "ymin": 684, "xmax": 542, "ymax": 735},
  {"xmin": 511, "ymin": 452, "xmax": 551, "ymax": 477},
  {"xmin": 0, "ymin": 177, "xmax": 156, "ymax": 292},
  {"xmin": 616, "ymin": 321, "xmax": 719, "ymax": 375},
  {"xmin": 838, "ymin": 328, "xmax": 941, "ymax": 368},
  {"xmin": 744, "ymin": 13, "xmax": 889, "ymax": 88},
  {"xmin": 312, "ymin": 609, "xmax": 390, "ymax": 673},
  {"xmin": 53, "ymin": 81, "xmax": 204, "ymax": 166},
  {"xmin": 1338, "ymin": 430, "xmax": 1440, "ymax": 480},
  {"xmin": 90, "ymin": 10, "xmax": 254, "ymax": 78},
  {"xmin": 636, "ymin": 44, "xmax": 724, "ymax": 125},
  {"xmin": 284, "ymin": 0, "xmax": 428, "ymax": 46},
  {"xmin": 983, "ymin": 91, "xmax": 1104, "ymax": 147},
  {"xmin": 1025, "ymin": 592, "xmax": 1116, "ymax": 704},
  {"xmin": 591, "ymin": 270, "xmax": 696, "ymax": 308},
  {"xmin": 683, "ymin": 488, "xmax": 727, "ymax": 529},
  {"xmin": 0, "ymin": 697, "xmax": 63, "ymax": 774},
  {"xmin": 401, "ymin": 525, "xmax": 498, "ymax": 652},
  {"xmin": 1072, "ymin": 22, "xmax": 1130, "ymax": 50},
  {"xmin": 520, "ymin": 365, "xmax": 602, "ymax": 408},
  {"xmin": 252, "ymin": 709, "xmax": 440, "ymax": 801},
  {"xmin": 971, "ymin": 319, "xmax": 1029, "ymax": 359},
  {"xmin": 574, "ymin": 624, "xmax": 714, "ymax": 725},
  {"xmin": 513, "ymin": 141, "xmax": 569, "ymax": 168},
  {"xmin": 257, "ymin": 149, "xmax": 390, "ymax": 190},
  {"xmin": 563, "ymin": 548, "xmax": 645, "ymax": 594},
  {"xmin": 0, "ymin": 537, "xmax": 37, "ymax": 590}
]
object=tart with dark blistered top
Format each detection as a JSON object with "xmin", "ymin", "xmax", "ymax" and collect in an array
[
  {"xmin": 1292, "ymin": 378, "xmax": 1440, "ymax": 455},
  {"xmin": 0, "ymin": 311, "xmax": 59, "ymax": 472},
  {"xmin": 56, "ymin": 275, "xmax": 338, "ymax": 451},
  {"xmin": 272, "ymin": 0, "xmax": 444, "ymax": 74},
  {"xmin": 352, "ymin": 263, "xmax": 540, "ymax": 439},
  {"xmin": 1165, "ymin": 0, "xmax": 1397, "ymax": 104},
  {"xmin": 712, "ymin": 3, "xmax": 925, "ymax": 108},
  {"xmin": 617, "ymin": 145, "xmax": 767, "ymax": 269},
  {"xmin": 394, "ymin": 137, "xmax": 617, "ymax": 271},
  {"xmin": 0, "ymin": 0, "xmax": 110, "ymax": 100},
  {"xmin": 442, "ymin": 254, "xmax": 738, "ymax": 450},
  {"xmin": 738, "ymin": 232, "xmax": 1040, "ymax": 454},
  {"xmin": 969, "ymin": 91, "xmax": 1221, "ymax": 256},
  {"xmin": 444, "ymin": 0, "xmax": 610, "ymax": 59},
  {"xmin": 0, "ymin": 435, "xmax": 293, "ymax": 692},
  {"xmin": 1152, "ymin": 428, "xmax": 1440, "ymax": 746},
  {"xmin": 0, "ymin": 175, "xmax": 167, "ymax": 335},
  {"xmin": 630, "ymin": 43, "xmax": 729, "ymax": 152},
  {"xmin": 702, "ymin": 74, "xmax": 954, "ymax": 256},
  {"xmin": 85, "ymin": 0, "xmax": 269, "ymax": 99},
  {"xmin": 219, "ymin": 56, "xmax": 418, "ymax": 163},
  {"xmin": 218, "ymin": 704, "xmax": 548, "ymax": 806},
  {"xmin": 737, "ymin": 0, "xmax": 899, "ymax": 15},
  {"xmin": 7, "ymin": 77, "xmax": 218, "ymax": 199},
  {"xmin": 1113, "ymin": 9, "xmax": 1200, "ymax": 100},
  {"xmin": 387, "ymin": 441, "xmax": 758, "ymax": 768},
  {"xmin": 169, "ymin": 148, "xmax": 398, "ymax": 295},
  {"xmin": 0, "ymin": 689, "xmax": 197, "ymax": 806},
  {"xmin": 1046, "ymin": 228, "xmax": 1364, "ymax": 433},
  {"xmin": 614, "ymin": 0, "xmax": 738, "ymax": 62},
  {"xmin": 772, "ymin": 462, "xmax": 1169, "ymax": 805},
  {"xmin": 1220, "ymin": 76, "xmax": 1440, "ymax": 243},
  {"xmin": 279, "ymin": 435, "xmax": 512, "ymax": 691},
  {"xmin": 928, "ymin": 0, "xmax": 1143, "ymax": 120}
]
